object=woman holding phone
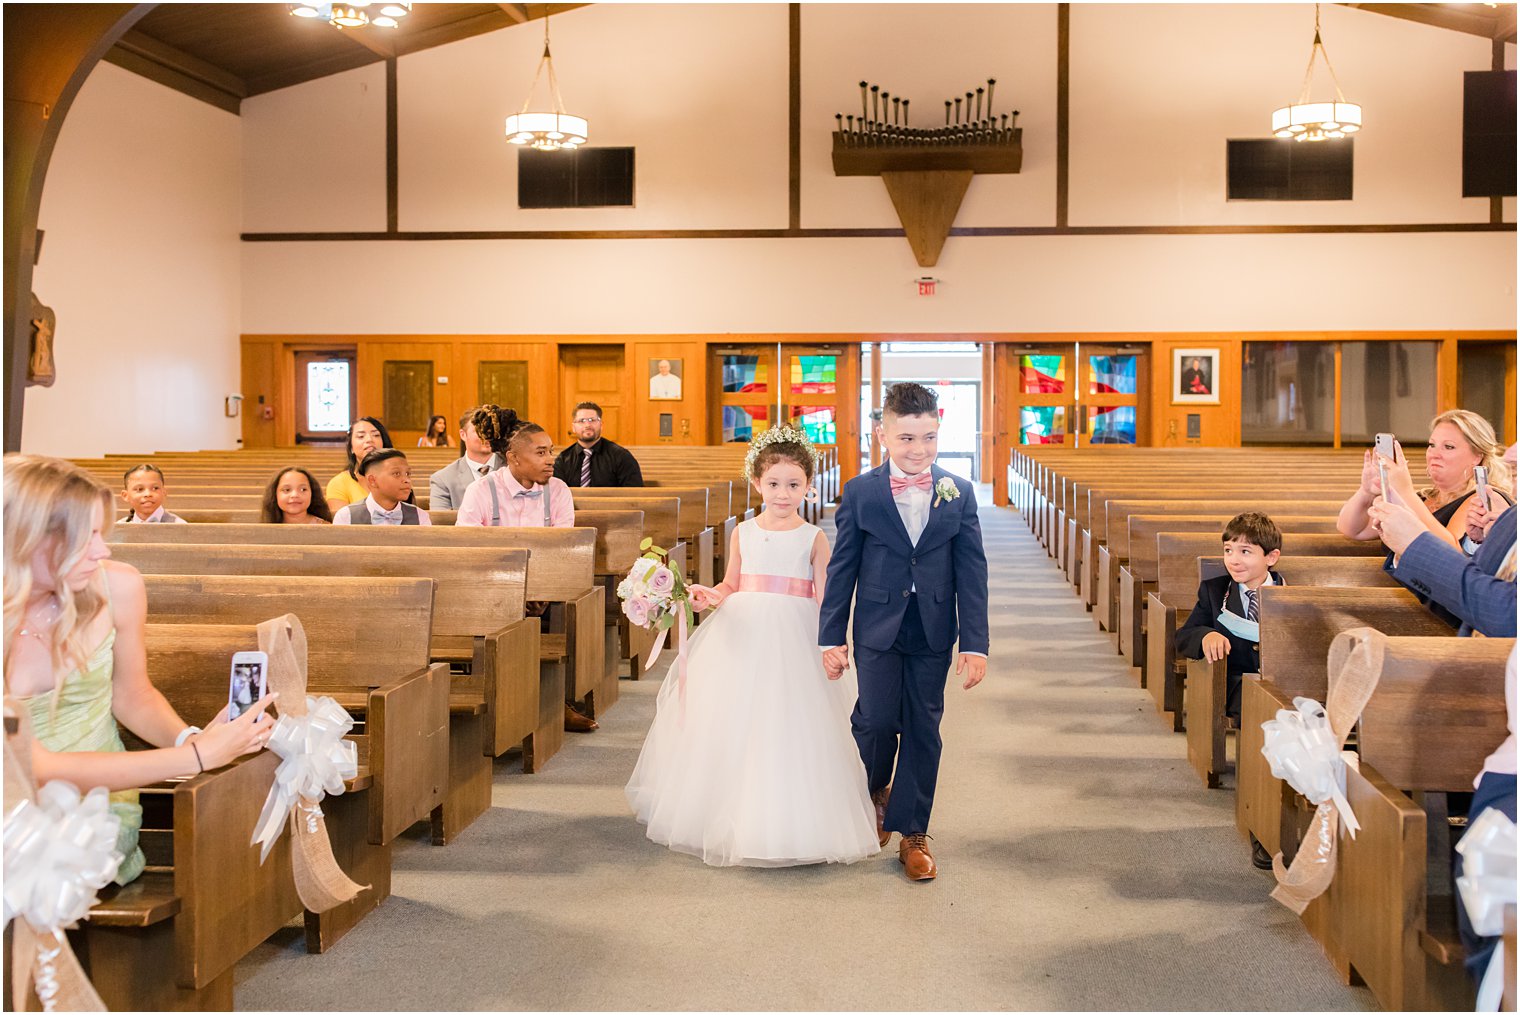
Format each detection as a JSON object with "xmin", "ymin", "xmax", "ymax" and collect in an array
[{"xmin": 3, "ymin": 455, "xmax": 274, "ymax": 885}]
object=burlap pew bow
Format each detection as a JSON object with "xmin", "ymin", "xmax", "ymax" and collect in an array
[
  {"xmin": 1455, "ymin": 806, "xmax": 1517, "ymax": 1012},
  {"xmin": 3, "ymin": 709, "xmax": 117, "ymax": 1012},
  {"xmin": 1261, "ymin": 626, "xmax": 1384, "ymax": 914},
  {"xmin": 250, "ymin": 615, "xmax": 368, "ymax": 912}
]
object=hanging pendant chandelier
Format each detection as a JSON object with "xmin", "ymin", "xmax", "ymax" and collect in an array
[
  {"xmin": 290, "ymin": 2, "xmax": 412, "ymax": 30},
  {"xmin": 1271, "ymin": 4, "xmax": 1362, "ymax": 142},
  {"xmin": 505, "ymin": 16, "xmax": 588, "ymax": 151}
]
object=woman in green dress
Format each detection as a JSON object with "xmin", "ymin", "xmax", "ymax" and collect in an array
[{"xmin": 3, "ymin": 455, "xmax": 275, "ymax": 884}]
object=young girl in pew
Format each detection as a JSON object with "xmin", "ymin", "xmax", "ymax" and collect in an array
[
  {"xmin": 3, "ymin": 456, "xmax": 275, "ymax": 884},
  {"xmin": 260, "ymin": 466, "xmax": 333, "ymax": 524},
  {"xmin": 120, "ymin": 463, "xmax": 187, "ymax": 524},
  {"xmin": 326, "ymin": 416, "xmax": 413, "ymax": 510},
  {"xmin": 332, "ymin": 449, "xmax": 432, "ymax": 525},
  {"xmin": 455, "ymin": 405, "xmax": 574, "ymax": 528},
  {"xmin": 625, "ymin": 426, "xmax": 879, "ymax": 867}
]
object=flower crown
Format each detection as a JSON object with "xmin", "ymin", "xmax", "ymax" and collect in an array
[{"xmin": 744, "ymin": 425, "xmax": 819, "ymax": 480}]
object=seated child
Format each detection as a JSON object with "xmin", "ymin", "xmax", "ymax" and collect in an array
[
  {"xmin": 1175, "ymin": 511, "xmax": 1284, "ymax": 724},
  {"xmin": 332, "ymin": 449, "xmax": 432, "ymax": 526},
  {"xmin": 120, "ymin": 464, "xmax": 187, "ymax": 524},
  {"xmin": 261, "ymin": 466, "xmax": 333, "ymax": 524}
]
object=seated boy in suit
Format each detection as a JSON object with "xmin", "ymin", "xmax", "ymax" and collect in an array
[
  {"xmin": 333, "ymin": 449, "xmax": 432, "ymax": 526},
  {"xmin": 1175, "ymin": 511, "xmax": 1284, "ymax": 724}
]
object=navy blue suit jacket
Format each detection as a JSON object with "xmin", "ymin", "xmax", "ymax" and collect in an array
[
  {"xmin": 1391, "ymin": 505, "xmax": 1516, "ymax": 637},
  {"xmin": 819, "ymin": 464, "xmax": 990, "ymax": 655}
]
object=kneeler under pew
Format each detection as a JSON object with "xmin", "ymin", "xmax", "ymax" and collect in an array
[
  {"xmin": 140, "ymin": 575, "xmax": 448, "ymax": 952},
  {"xmin": 1264, "ymin": 633, "xmax": 1512, "ymax": 1011}
]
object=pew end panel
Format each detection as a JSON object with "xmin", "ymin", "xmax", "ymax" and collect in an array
[
  {"xmin": 1184, "ymin": 657, "xmax": 1232, "ymax": 789},
  {"xmin": 365, "ymin": 662, "xmax": 451, "ymax": 845},
  {"xmin": 1237, "ymin": 675, "xmax": 1290, "ymax": 853}
]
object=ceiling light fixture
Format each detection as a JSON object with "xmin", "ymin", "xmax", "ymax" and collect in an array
[
  {"xmin": 289, "ymin": 2, "xmax": 412, "ymax": 31},
  {"xmin": 1271, "ymin": 4, "xmax": 1362, "ymax": 142},
  {"xmin": 505, "ymin": 14, "xmax": 589, "ymax": 152}
]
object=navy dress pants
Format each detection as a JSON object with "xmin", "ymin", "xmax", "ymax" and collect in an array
[{"xmin": 851, "ymin": 595, "xmax": 953, "ymax": 836}]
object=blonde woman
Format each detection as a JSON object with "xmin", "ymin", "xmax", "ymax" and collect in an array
[
  {"xmin": 3, "ymin": 455, "xmax": 274, "ymax": 885},
  {"xmin": 1339, "ymin": 410, "xmax": 1512, "ymax": 548}
]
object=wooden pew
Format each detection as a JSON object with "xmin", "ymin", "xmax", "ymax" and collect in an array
[
  {"xmin": 114, "ymin": 525, "xmax": 604, "ymax": 770},
  {"xmin": 139, "ymin": 574, "xmax": 449, "ymax": 855},
  {"xmin": 1179, "ymin": 555, "xmax": 1401, "ymax": 788},
  {"xmin": 1236, "ymin": 587, "xmax": 1456, "ymax": 859},
  {"xmin": 1327, "ymin": 637, "xmax": 1513, "ymax": 1011},
  {"xmin": 74, "ymin": 718, "xmax": 301, "ymax": 1008},
  {"xmin": 573, "ymin": 486, "xmax": 716, "ymax": 586},
  {"xmin": 1119, "ymin": 519, "xmax": 1377, "ymax": 670},
  {"xmin": 115, "ymin": 544, "xmax": 538, "ymax": 844}
]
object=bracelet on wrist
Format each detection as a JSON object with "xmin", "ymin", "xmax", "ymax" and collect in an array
[
  {"xmin": 190, "ymin": 742, "xmax": 205, "ymax": 774},
  {"xmin": 174, "ymin": 725, "xmax": 202, "ymax": 748}
]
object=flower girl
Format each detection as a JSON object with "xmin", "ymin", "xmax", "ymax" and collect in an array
[{"xmin": 625, "ymin": 427, "xmax": 879, "ymax": 867}]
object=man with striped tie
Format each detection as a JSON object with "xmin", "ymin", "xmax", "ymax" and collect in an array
[{"xmin": 552, "ymin": 401, "xmax": 644, "ymax": 489}]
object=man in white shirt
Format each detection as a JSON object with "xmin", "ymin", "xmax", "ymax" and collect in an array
[
  {"xmin": 429, "ymin": 408, "xmax": 502, "ymax": 510},
  {"xmin": 649, "ymin": 360, "xmax": 682, "ymax": 400}
]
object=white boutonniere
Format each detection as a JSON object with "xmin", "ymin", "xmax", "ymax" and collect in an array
[{"xmin": 933, "ymin": 477, "xmax": 959, "ymax": 507}]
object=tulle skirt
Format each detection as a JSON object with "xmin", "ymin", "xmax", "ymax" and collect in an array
[{"xmin": 625, "ymin": 590, "xmax": 880, "ymax": 867}]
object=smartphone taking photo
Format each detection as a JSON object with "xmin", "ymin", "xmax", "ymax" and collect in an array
[
  {"xmin": 1374, "ymin": 433, "xmax": 1398, "ymax": 505},
  {"xmin": 1475, "ymin": 465, "xmax": 1490, "ymax": 511},
  {"xmin": 228, "ymin": 651, "xmax": 268, "ymax": 722}
]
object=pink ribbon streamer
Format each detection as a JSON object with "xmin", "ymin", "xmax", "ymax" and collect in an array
[{"xmin": 643, "ymin": 606, "xmax": 691, "ymax": 722}]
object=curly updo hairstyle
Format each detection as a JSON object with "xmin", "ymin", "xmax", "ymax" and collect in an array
[
  {"xmin": 747, "ymin": 425, "xmax": 817, "ymax": 482},
  {"xmin": 472, "ymin": 404, "xmax": 546, "ymax": 457}
]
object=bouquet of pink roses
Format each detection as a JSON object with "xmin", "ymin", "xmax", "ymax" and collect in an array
[{"xmin": 616, "ymin": 538, "xmax": 693, "ymax": 636}]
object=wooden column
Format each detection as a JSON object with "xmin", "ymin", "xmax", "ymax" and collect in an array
[{"xmin": 4, "ymin": 3, "xmax": 149, "ymax": 451}]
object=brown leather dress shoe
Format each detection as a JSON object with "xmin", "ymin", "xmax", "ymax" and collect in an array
[
  {"xmin": 564, "ymin": 704, "xmax": 598, "ymax": 733},
  {"xmin": 871, "ymin": 787, "xmax": 892, "ymax": 847},
  {"xmin": 898, "ymin": 834, "xmax": 937, "ymax": 881}
]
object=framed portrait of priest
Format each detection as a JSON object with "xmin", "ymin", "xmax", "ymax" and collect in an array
[
  {"xmin": 1172, "ymin": 348, "xmax": 1220, "ymax": 405},
  {"xmin": 649, "ymin": 358, "xmax": 683, "ymax": 400}
]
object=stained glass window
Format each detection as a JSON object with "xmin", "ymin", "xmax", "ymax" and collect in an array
[
  {"xmin": 306, "ymin": 361, "xmax": 350, "ymax": 432},
  {"xmin": 790, "ymin": 405, "xmax": 836, "ymax": 445},
  {"xmin": 1020, "ymin": 355, "xmax": 1065, "ymax": 395},
  {"xmin": 722, "ymin": 405, "xmax": 769, "ymax": 443},
  {"xmin": 790, "ymin": 356, "xmax": 837, "ymax": 396},
  {"xmin": 1087, "ymin": 406, "xmax": 1137, "ymax": 444},
  {"xmin": 721, "ymin": 356, "xmax": 768, "ymax": 394},
  {"xmin": 1019, "ymin": 406, "xmax": 1067, "ymax": 444},
  {"xmin": 1088, "ymin": 355, "xmax": 1137, "ymax": 396}
]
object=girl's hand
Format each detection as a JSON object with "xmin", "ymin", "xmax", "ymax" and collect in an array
[
  {"xmin": 192, "ymin": 693, "xmax": 278, "ymax": 770},
  {"xmin": 688, "ymin": 585, "xmax": 727, "ymax": 612}
]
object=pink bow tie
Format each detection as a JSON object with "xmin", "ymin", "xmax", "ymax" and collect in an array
[{"xmin": 890, "ymin": 471, "xmax": 933, "ymax": 496}]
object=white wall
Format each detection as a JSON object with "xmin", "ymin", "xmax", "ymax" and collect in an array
[
  {"xmin": 23, "ymin": 61, "xmax": 242, "ymax": 457},
  {"xmin": 241, "ymin": 229, "xmax": 1516, "ymax": 334}
]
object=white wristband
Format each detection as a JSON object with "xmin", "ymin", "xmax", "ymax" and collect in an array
[{"xmin": 174, "ymin": 726, "xmax": 202, "ymax": 747}]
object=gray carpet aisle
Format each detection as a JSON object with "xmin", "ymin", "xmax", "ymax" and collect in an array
[{"xmin": 234, "ymin": 494, "xmax": 1375, "ymax": 1011}]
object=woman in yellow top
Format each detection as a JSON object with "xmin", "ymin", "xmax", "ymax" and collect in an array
[
  {"xmin": 325, "ymin": 416, "xmax": 394, "ymax": 508},
  {"xmin": 3, "ymin": 456, "xmax": 275, "ymax": 884}
]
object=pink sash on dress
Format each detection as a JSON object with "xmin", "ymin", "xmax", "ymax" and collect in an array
[{"xmin": 738, "ymin": 574, "xmax": 816, "ymax": 599}]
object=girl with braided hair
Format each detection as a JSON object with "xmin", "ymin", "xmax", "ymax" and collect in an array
[{"xmin": 625, "ymin": 425, "xmax": 879, "ymax": 867}]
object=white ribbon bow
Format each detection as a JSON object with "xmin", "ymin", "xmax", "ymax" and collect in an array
[
  {"xmin": 1457, "ymin": 807, "xmax": 1517, "ymax": 1012},
  {"xmin": 1260, "ymin": 696, "xmax": 1360, "ymax": 838},
  {"xmin": 251, "ymin": 696, "xmax": 357, "ymax": 862},
  {"xmin": 3, "ymin": 781, "xmax": 123, "ymax": 932}
]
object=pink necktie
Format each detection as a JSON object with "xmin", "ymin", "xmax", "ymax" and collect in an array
[{"xmin": 889, "ymin": 471, "xmax": 933, "ymax": 496}]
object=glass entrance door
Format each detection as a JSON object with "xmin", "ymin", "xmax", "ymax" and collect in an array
[
  {"xmin": 1079, "ymin": 345, "xmax": 1145, "ymax": 445},
  {"xmin": 1012, "ymin": 344, "xmax": 1076, "ymax": 446},
  {"xmin": 710, "ymin": 345, "xmax": 777, "ymax": 443}
]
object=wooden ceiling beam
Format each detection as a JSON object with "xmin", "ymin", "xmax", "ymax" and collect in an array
[
  {"xmin": 244, "ymin": 48, "xmax": 381, "ymax": 95},
  {"xmin": 1340, "ymin": 3, "xmax": 1503, "ymax": 41},
  {"xmin": 1496, "ymin": 4, "xmax": 1516, "ymax": 42},
  {"xmin": 113, "ymin": 29, "xmax": 249, "ymax": 97},
  {"xmin": 329, "ymin": 24, "xmax": 396, "ymax": 60},
  {"xmin": 497, "ymin": 3, "xmax": 530, "ymax": 24},
  {"xmin": 394, "ymin": 9, "xmax": 518, "ymax": 56}
]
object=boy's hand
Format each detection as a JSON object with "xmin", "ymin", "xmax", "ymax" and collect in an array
[
  {"xmin": 821, "ymin": 646, "xmax": 849, "ymax": 680},
  {"xmin": 1202, "ymin": 631, "xmax": 1231, "ymax": 663},
  {"xmin": 956, "ymin": 654, "xmax": 987, "ymax": 690}
]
